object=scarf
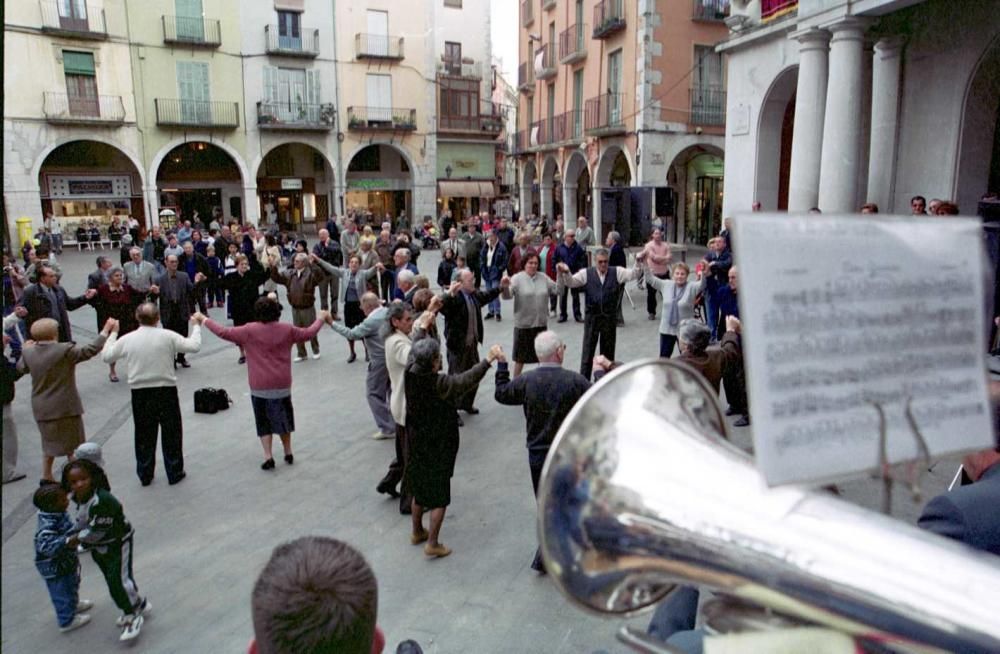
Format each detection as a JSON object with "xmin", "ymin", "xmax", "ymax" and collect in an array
[{"xmin": 668, "ymin": 283, "xmax": 685, "ymax": 327}]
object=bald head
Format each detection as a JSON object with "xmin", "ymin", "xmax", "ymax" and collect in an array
[
  {"xmin": 360, "ymin": 292, "xmax": 382, "ymax": 313},
  {"xmin": 30, "ymin": 318, "xmax": 59, "ymax": 342},
  {"xmin": 136, "ymin": 302, "xmax": 160, "ymax": 326}
]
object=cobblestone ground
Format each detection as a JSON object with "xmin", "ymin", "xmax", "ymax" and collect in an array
[{"xmin": 1, "ymin": 246, "xmax": 959, "ymax": 653}]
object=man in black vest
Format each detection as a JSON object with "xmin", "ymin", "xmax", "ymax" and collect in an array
[{"xmin": 557, "ymin": 248, "xmax": 640, "ymax": 378}]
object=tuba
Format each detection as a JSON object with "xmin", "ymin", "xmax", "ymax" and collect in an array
[{"xmin": 538, "ymin": 359, "xmax": 1000, "ymax": 653}]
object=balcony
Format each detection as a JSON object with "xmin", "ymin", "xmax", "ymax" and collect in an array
[
  {"xmin": 43, "ymin": 92, "xmax": 125, "ymax": 126},
  {"xmin": 39, "ymin": 1, "xmax": 107, "ymax": 39},
  {"xmin": 557, "ymin": 109, "xmax": 585, "ymax": 142},
  {"xmin": 690, "ymin": 87, "xmax": 726, "ymax": 126},
  {"xmin": 512, "ymin": 130, "xmax": 526, "ymax": 154},
  {"xmin": 693, "ymin": 0, "xmax": 730, "ymax": 21},
  {"xmin": 437, "ymin": 58, "xmax": 483, "ymax": 79},
  {"xmin": 154, "ymin": 99, "xmax": 240, "ymax": 128},
  {"xmin": 265, "ymin": 25, "xmax": 319, "ymax": 57},
  {"xmin": 536, "ymin": 44, "xmax": 557, "ymax": 80},
  {"xmin": 355, "ymin": 33, "xmax": 405, "ymax": 61},
  {"xmin": 559, "ymin": 24, "xmax": 588, "ymax": 64},
  {"xmin": 542, "ymin": 0, "xmax": 556, "ymax": 9},
  {"xmin": 257, "ymin": 102, "xmax": 335, "ymax": 131},
  {"xmin": 585, "ymin": 92, "xmax": 626, "ymax": 135},
  {"xmin": 439, "ymin": 101, "xmax": 503, "ymax": 135},
  {"xmin": 529, "ymin": 119, "xmax": 549, "ymax": 147},
  {"xmin": 162, "ymin": 15, "xmax": 221, "ymax": 47},
  {"xmin": 347, "ymin": 106, "xmax": 416, "ymax": 131},
  {"xmin": 518, "ymin": 62, "xmax": 534, "ymax": 94},
  {"xmin": 762, "ymin": 0, "xmax": 798, "ymax": 22},
  {"xmin": 521, "ymin": 0, "xmax": 534, "ymax": 26},
  {"xmin": 593, "ymin": 0, "xmax": 626, "ymax": 39}
]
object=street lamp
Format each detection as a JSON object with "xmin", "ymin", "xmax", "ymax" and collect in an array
[{"xmin": 445, "ymin": 164, "xmax": 453, "ymax": 178}]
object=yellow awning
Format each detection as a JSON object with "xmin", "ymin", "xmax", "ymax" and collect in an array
[{"xmin": 439, "ymin": 181, "xmax": 495, "ymax": 198}]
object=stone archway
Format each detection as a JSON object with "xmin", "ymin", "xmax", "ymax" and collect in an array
[
  {"xmin": 562, "ymin": 151, "xmax": 591, "ymax": 228},
  {"xmin": 255, "ymin": 142, "xmax": 336, "ymax": 230},
  {"xmin": 593, "ymin": 145, "xmax": 634, "ymax": 241},
  {"xmin": 955, "ymin": 35, "xmax": 1000, "ymax": 213},
  {"xmin": 667, "ymin": 144, "xmax": 725, "ymax": 245},
  {"xmin": 755, "ymin": 65, "xmax": 798, "ymax": 211},
  {"xmin": 155, "ymin": 141, "xmax": 246, "ymax": 229},
  {"xmin": 520, "ymin": 159, "xmax": 538, "ymax": 217},
  {"xmin": 594, "ymin": 144, "xmax": 633, "ymax": 188},
  {"xmin": 540, "ymin": 155, "xmax": 561, "ymax": 221},
  {"xmin": 344, "ymin": 143, "xmax": 415, "ymax": 227}
]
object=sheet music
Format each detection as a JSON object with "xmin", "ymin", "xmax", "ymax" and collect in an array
[{"xmin": 734, "ymin": 214, "xmax": 994, "ymax": 486}]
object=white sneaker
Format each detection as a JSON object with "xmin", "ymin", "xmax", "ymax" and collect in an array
[
  {"xmin": 293, "ymin": 356, "xmax": 306, "ymax": 363},
  {"xmin": 60, "ymin": 614, "xmax": 91, "ymax": 633},
  {"xmin": 76, "ymin": 599, "xmax": 94, "ymax": 613},
  {"xmin": 119, "ymin": 614, "xmax": 143, "ymax": 642},
  {"xmin": 311, "ymin": 352, "xmax": 321, "ymax": 360},
  {"xmin": 116, "ymin": 599, "xmax": 152, "ymax": 627},
  {"xmin": 371, "ymin": 431, "xmax": 394, "ymax": 440}
]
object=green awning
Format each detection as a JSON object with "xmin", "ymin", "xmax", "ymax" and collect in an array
[{"xmin": 63, "ymin": 51, "xmax": 95, "ymax": 76}]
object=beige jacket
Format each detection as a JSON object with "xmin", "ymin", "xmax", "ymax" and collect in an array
[
  {"xmin": 18, "ymin": 335, "xmax": 106, "ymax": 421},
  {"xmin": 385, "ymin": 331, "xmax": 412, "ymax": 425}
]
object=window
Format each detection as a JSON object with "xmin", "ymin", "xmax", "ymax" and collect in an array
[
  {"xmin": 572, "ymin": 68, "xmax": 584, "ymax": 137},
  {"xmin": 366, "ymin": 10, "xmax": 389, "ymax": 56},
  {"xmin": 444, "ymin": 41, "xmax": 462, "ymax": 75},
  {"xmin": 175, "ymin": 0, "xmax": 204, "ymax": 41},
  {"xmin": 366, "ymin": 73, "xmax": 392, "ymax": 122},
  {"xmin": 546, "ymin": 82, "xmax": 555, "ymax": 134},
  {"xmin": 58, "ymin": 0, "xmax": 89, "ymax": 31},
  {"xmin": 277, "ymin": 10, "xmax": 301, "ymax": 50},
  {"xmin": 693, "ymin": 45, "xmax": 724, "ymax": 90},
  {"xmin": 440, "ymin": 77, "xmax": 478, "ymax": 129},
  {"xmin": 63, "ymin": 50, "xmax": 98, "ymax": 117},
  {"xmin": 692, "ymin": 45, "xmax": 724, "ymax": 124},
  {"xmin": 263, "ymin": 66, "xmax": 321, "ymax": 122},
  {"xmin": 444, "ymin": 0, "xmax": 462, "ymax": 6},
  {"xmin": 177, "ymin": 61, "xmax": 210, "ymax": 123},
  {"xmin": 607, "ymin": 49, "xmax": 622, "ymax": 123}
]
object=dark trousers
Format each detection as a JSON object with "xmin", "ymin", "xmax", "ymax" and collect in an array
[
  {"xmin": 91, "ymin": 533, "xmax": 142, "ymax": 614},
  {"xmin": 317, "ymin": 276, "xmax": 339, "ymax": 314},
  {"xmin": 529, "ymin": 458, "xmax": 546, "ymax": 570},
  {"xmin": 560, "ymin": 286, "xmax": 583, "ymax": 320},
  {"xmin": 616, "ymin": 286, "xmax": 625, "ymax": 324},
  {"xmin": 468, "ymin": 262, "xmax": 482, "ymax": 289},
  {"xmin": 163, "ymin": 310, "xmax": 189, "ymax": 362},
  {"xmin": 383, "ymin": 423, "xmax": 412, "ymax": 513},
  {"xmin": 131, "ymin": 387, "xmax": 184, "ymax": 483},
  {"xmin": 549, "ymin": 292, "xmax": 558, "ymax": 314},
  {"xmin": 378, "ymin": 269, "xmax": 395, "ymax": 304},
  {"xmin": 45, "ymin": 570, "xmax": 79, "ymax": 627},
  {"xmin": 580, "ymin": 314, "xmax": 617, "ymax": 378},
  {"xmin": 722, "ymin": 355, "xmax": 749, "ymax": 416},
  {"xmin": 647, "ymin": 272, "xmax": 670, "ymax": 316},
  {"xmin": 660, "ymin": 333, "xmax": 678, "ymax": 358},
  {"xmin": 193, "ymin": 286, "xmax": 208, "ymax": 314},
  {"xmin": 447, "ymin": 343, "xmax": 480, "ymax": 409}
]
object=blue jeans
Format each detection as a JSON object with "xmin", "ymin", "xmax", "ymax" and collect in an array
[
  {"xmin": 484, "ymin": 278, "xmax": 501, "ymax": 315},
  {"xmin": 660, "ymin": 333, "xmax": 678, "ymax": 358},
  {"xmin": 45, "ymin": 571, "xmax": 80, "ymax": 627},
  {"xmin": 703, "ymin": 287, "xmax": 720, "ymax": 340}
]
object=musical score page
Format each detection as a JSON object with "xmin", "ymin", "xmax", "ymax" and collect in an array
[{"xmin": 734, "ymin": 214, "xmax": 993, "ymax": 486}]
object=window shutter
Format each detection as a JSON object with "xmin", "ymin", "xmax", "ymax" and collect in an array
[
  {"xmin": 63, "ymin": 51, "xmax": 95, "ymax": 75},
  {"xmin": 264, "ymin": 66, "xmax": 278, "ymax": 105},
  {"xmin": 306, "ymin": 68, "xmax": 320, "ymax": 106}
]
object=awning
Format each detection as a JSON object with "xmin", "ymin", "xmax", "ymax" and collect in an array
[{"xmin": 438, "ymin": 181, "xmax": 495, "ymax": 198}]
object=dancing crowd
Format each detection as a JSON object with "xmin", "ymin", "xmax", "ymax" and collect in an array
[{"xmin": 3, "ymin": 197, "xmax": 997, "ymax": 652}]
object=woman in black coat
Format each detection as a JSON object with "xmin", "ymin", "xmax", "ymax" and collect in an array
[
  {"xmin": 404, "ymin": 337, "xmax": 498, "ymax": 558},
  {"xmin": 220, "ymin": 253, "xmax": 267, "ymax": 363}
]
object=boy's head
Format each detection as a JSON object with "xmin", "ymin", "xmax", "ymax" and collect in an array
[
  {"xmin": 33, "ymin": 482, "xmax": 69, "ymax": 513},
  {"xmin": 249, "ymin": 537, "xmax": 383, "ymax": 654}
]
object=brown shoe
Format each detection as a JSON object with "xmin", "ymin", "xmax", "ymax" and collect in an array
[
  {"xmin": 424, "ymin": 543, "xmax": 451, "ymax": 558},
  {"xmin": 410, "ymin": 529, "xmax": 429, "ymax": 545}
]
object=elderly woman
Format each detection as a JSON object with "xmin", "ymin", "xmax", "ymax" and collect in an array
[
  {"xmin": 404, "ymin": 337, "xmax": 500, "ymax": 558},
  {"xmin": 310, "ymin": 252, "xmax": 382, "ymax": 363},
  {"xmin": 675, "ymin": 318, "xmax": 743, "ymax": 397},
  {"xmin": 220, "ymin": 254, "xmax": 268, "ymax": 363},
  {"xmin": 502, "ymin": 252, "xmax": 559, "ymax": 377},
  {"xmin": 638, "ymin": 259, "xmax": 704, "ymax": 358},
  {"xmin": 90, "ymin": 267, "xmax": 143, "ymax": 382}
]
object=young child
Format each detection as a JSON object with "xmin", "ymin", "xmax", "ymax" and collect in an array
[
  {"xmin": 205, "ymin": 245, "xmax": 225, "ymax": 308},
  {"xmin": 451, "ymin": 255, "xmax": 468, "ymax": 284},
  {"xmin": 62, "ymin": 459, "xmax": 150, "ymax": 642},
  {"xmin": 34, "ymin": 482, "xmax": 93, "ymax": 633}
]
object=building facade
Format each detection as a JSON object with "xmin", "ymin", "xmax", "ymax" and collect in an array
[
  {"xmin": 718, "ymin": 0, "xmax": 1000, "ymax": 216},
  {"xmin": 514, "ymin": 0, "xmax": 729, "ymax": 245}
]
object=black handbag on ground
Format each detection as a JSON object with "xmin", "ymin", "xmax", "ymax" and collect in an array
[{"xmin": 194, "ymin": 388, "xmax": 232, "ymax": 414}]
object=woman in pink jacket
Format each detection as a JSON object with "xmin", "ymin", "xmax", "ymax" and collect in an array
[{"xmin": 197, "ymin": 298, "xmax": 330, "ymax": 470}]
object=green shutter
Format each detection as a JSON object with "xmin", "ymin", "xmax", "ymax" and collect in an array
[{"xmin": 63, "ymin": 51, "xmax": 95, "ymax": 76}]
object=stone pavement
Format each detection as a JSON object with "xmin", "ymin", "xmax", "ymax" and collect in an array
[{"xmin": 1, "ymin": 246, "xmax": 959, "ymax": 653}]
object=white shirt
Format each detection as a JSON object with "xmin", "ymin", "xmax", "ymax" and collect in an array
[
  {"xmin": 560, "ymin": 266, "xmax": 638, "ymax": 288},
  {"xmin": 102, "ymin": 325, "xmax": 202, "ymax": 389}
]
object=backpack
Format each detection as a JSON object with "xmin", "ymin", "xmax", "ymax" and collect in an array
[{"xmin": 194, "ymin": 388, "xmax": 232, "ymax": 414}]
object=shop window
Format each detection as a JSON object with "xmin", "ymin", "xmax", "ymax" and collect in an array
[{"xmin": 63, "ymin": 50, "xmax": 98, "ymax": 117}]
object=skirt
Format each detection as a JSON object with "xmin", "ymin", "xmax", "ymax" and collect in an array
[
  {"xmin": 513, "ymin": 326, "xmax": 546, "ymax": 364},
  {"xmin": 410, "ymin": 471, "xmax": 451, "ymax": 510},
  {"xmin": 38, "ymin": 416, "xmax": 86, "ymax": 457},
  {"xmin": 344, "ymin": 300, "xmax": 365, "ymax": 329},
  {"xmin": 251, "ymin": 395, "xmax": 295, "ymax": 437}
]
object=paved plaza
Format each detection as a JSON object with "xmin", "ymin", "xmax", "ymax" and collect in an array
[{"xmin": 1, "ymin": 247, "xmax": 960, "ymax": 653}]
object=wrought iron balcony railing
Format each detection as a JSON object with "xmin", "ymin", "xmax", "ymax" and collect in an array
[
  {"xmin": 347, "ymin": 106, "xmax": 417, "ymax": 131},
  {"xmin": 585, "ymin": 92, "xmax": 626, "ymax": 134},
  {"xmin": 43, "ymin": 92, "xmax": 125, "ymax": 125},
  {"xmin": 355, "ymin": 33, "xmax": 405, "ymax": 60},
  {"xmin": 690, "ymin": 87, "xmax": 726, "ymax": 126},
  {"xmin": 559, "ymin": 23, "xmax": 588, "ymax": 64},
  {"xmin": 265, "ymin": 25, "xmax": 319, "ymax": 57},
  {"xmin": 39, "ymin": 0, "xmax": 107, "ymax": 39},
  {"xmin": 536, "ymin": 44, "xmax": 557, "ymax": 80},
  {"xmin": 692, "ymin": 0, "xmax": 730, "ymax": 21},
  {"xmin": 518, "ymin": 62, "xmax": 534, "ymax": 93},
  {"xmin": 154, "ymin": 98, "xmax": 240, "ymax": 128},
  {"xmin": 521, "ymin": 0, "xmax": 534, "ymax": 26},
  {"xmin": 593, "ymin": 0, "xmax": 625, "ymax": 38},
  {"xmin": 162, "ymin": 15, "xmax": 221, "ymax": 46},
  {"xmin": 257, "ymin": 101, "xmax": 335, "ymax": 130}
]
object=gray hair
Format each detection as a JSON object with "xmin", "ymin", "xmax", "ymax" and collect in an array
[
  {"xmin": 593, "ymin": 247, "xmax": 610, "ymax": 260},
  {"xmin": 380, "ymin": 302, "xmax": 410, "ymax": 339},
  {"xmin": 397, "ymin": 270, "xmax": 415, "ymax": 287},
  {"xmin": 407, "ymin": 337, "xmax": 441, "ymax": 375},
  {"xmin": 607, "ymin": 231, "xmax": 621, "ymax": 244},
  {"xmin": 394, "ymin": 248, "xmax": 411, "ymax": 261},
  {"xmin": 534, "ymin": 330, "xmax": 563, "ymax": 361},
  {"xmin": 108, "ymin": 266, "xmax": 124, "ymax": 278},
  {"xmin": 294, "ymin": 252, "xmax": 309, "ymax": 265},
  {"xmin": 130, "ymin": 246, "xmax": 142, "ymax": 256},
  {"xmin": 678, "ymin": 319, "xmax": 711, "ymax": 355}
]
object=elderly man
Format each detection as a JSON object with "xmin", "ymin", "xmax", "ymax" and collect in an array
[
  {"xmin": 150, "ymin": 254, "xmax": 202, "ymax": 368},
  {"xmin": 124, "ymin": 247, "xmax": 157, "ymax": 294},
  {"xmin": 340, "ymin": 220, "xmax": 361, "ymax": 258},
  {"xmin": 495, "ymin": 218, "xmax": 516, "ymax": 253},
  {"xmin": 460, "ymin": 221, "xmax": 485, "ymax": 288},
  {"xmin": 439, "ymin": 270, "xmax": 508, "ymax": 413},
  {"xmin": 606, "ymin": 231, "xmax": 627, "ymax": 327},
  {"xmin": 270, "ymin": 252, "xmax": 324, "ymax": 361},
  {"xmin": 494, "ymin": 331, "xmax": 591, "ymax": 573},
  {"xmin": 480, "ymin": 231, "xmax": 508, "ymax": 321},
  {"xmin": 507, "ymin": 231, "xmax": 536, "ymax": 277},
  {"xmin": 179, "ymin": 241, "xmax": 211, "ymax": 314},
  {"xmin": 313, "ymin": 229, "xmax": 343, "ymax": 316},
  {"xmin": 142, "ymin": 226, "xmax": 167, "ymax": 268},
  {"xmin": 558, "ymin": 247, "xmax": 640, "ymax": 378},
  {"xmin": 392, "ymin": 249, "xmax": 419, "ymax": 302},
  {"xmin": 702, "ymin": 236, "xmax": 732, "ymax": 340},
  {"xmin": 327, "ymin": 292, "xmax": 395, "ymax": 439},
  {"xmin": 87, "ymin": 256, "xmax": 113, "ymax": 290},
  {"xmin": 676, "ymin": 318, "xmax": 743, "ymax": 397},
  {"xmin": 18, "ymin": 317, "xmax": 114, "ymax": 481},
  {"xmin": 575, "ymin": 217, "xmax": 595, "ymax": 247},
  {"xmin": 15, "ymin": 265, "xmax": 96, "ymax": 343},
  {"xmin": 441, "ymin": 227, "xmax": 461, "ymax": 260},
  {"xmin": 395, "ymin": 270, "xmax": 418, "ymax": 305},
  {"xmin": 554, "ymin": 229, "xmax": 587, "ymax": 323},
  {"xmin": 102, "ymin": 303, "xmax": 201, "ymax": 486}
]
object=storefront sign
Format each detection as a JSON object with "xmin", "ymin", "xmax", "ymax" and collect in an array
[
  {"xmin": 47, "ymin": 175, "xmax": 132, "ymax": 198},
  {"xmin": 347, "ymin": 179, "xmax": 391, "ymax": 190},
  {"xmin": 281, "ymin": 178, "xmax": 303, "ymax": 190},
  {"xmin": 68, "ymin": 180, "xmax": 114, "ymax": 195}
]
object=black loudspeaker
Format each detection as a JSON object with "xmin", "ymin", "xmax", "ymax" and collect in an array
[
  {"xmin": 654, "ymin": 187, "xmax": 675, "ymax": 217},
  {"xmin": 629, "ymin": 188, "xmax": 653, "ymax": 247}
]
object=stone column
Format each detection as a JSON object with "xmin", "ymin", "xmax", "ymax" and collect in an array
[
  {"xmin": 144, "ymin": 186, "xmax": 160, "ymax": 229},
  {"xmin": 787, "ymin": 28, "xmax": 830, "ymax": 212},
  {"xmin": 539, "ymin": 182, "xmax": 554, "ymax": 221},
  {"xmin": 562, "ymin": 183, "xmax": 578, "ymax": 229},
  {"xmin": 818, "ymin": 19, "xmax": 870, "ymax": 213},
  {"xmin": 243, "ymin": 185, "xmax": 260, "ymax": 226},
  {"xmin": 866, "ymin": 36, "xmax": 904, "ymax": 212}
]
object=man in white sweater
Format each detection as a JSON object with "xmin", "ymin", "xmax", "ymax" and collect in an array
[{"xmin": 102, "ymin": 302, "xmax": 201, "ymax": 486}]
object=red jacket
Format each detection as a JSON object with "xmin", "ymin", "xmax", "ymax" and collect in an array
[
  {"xmin": 537, "ymin": 244, "xmax": 557, "ymax": 280},
  {"xmin": 507, "ymin": 245, "xmax": 537, "ymax": 276}
]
